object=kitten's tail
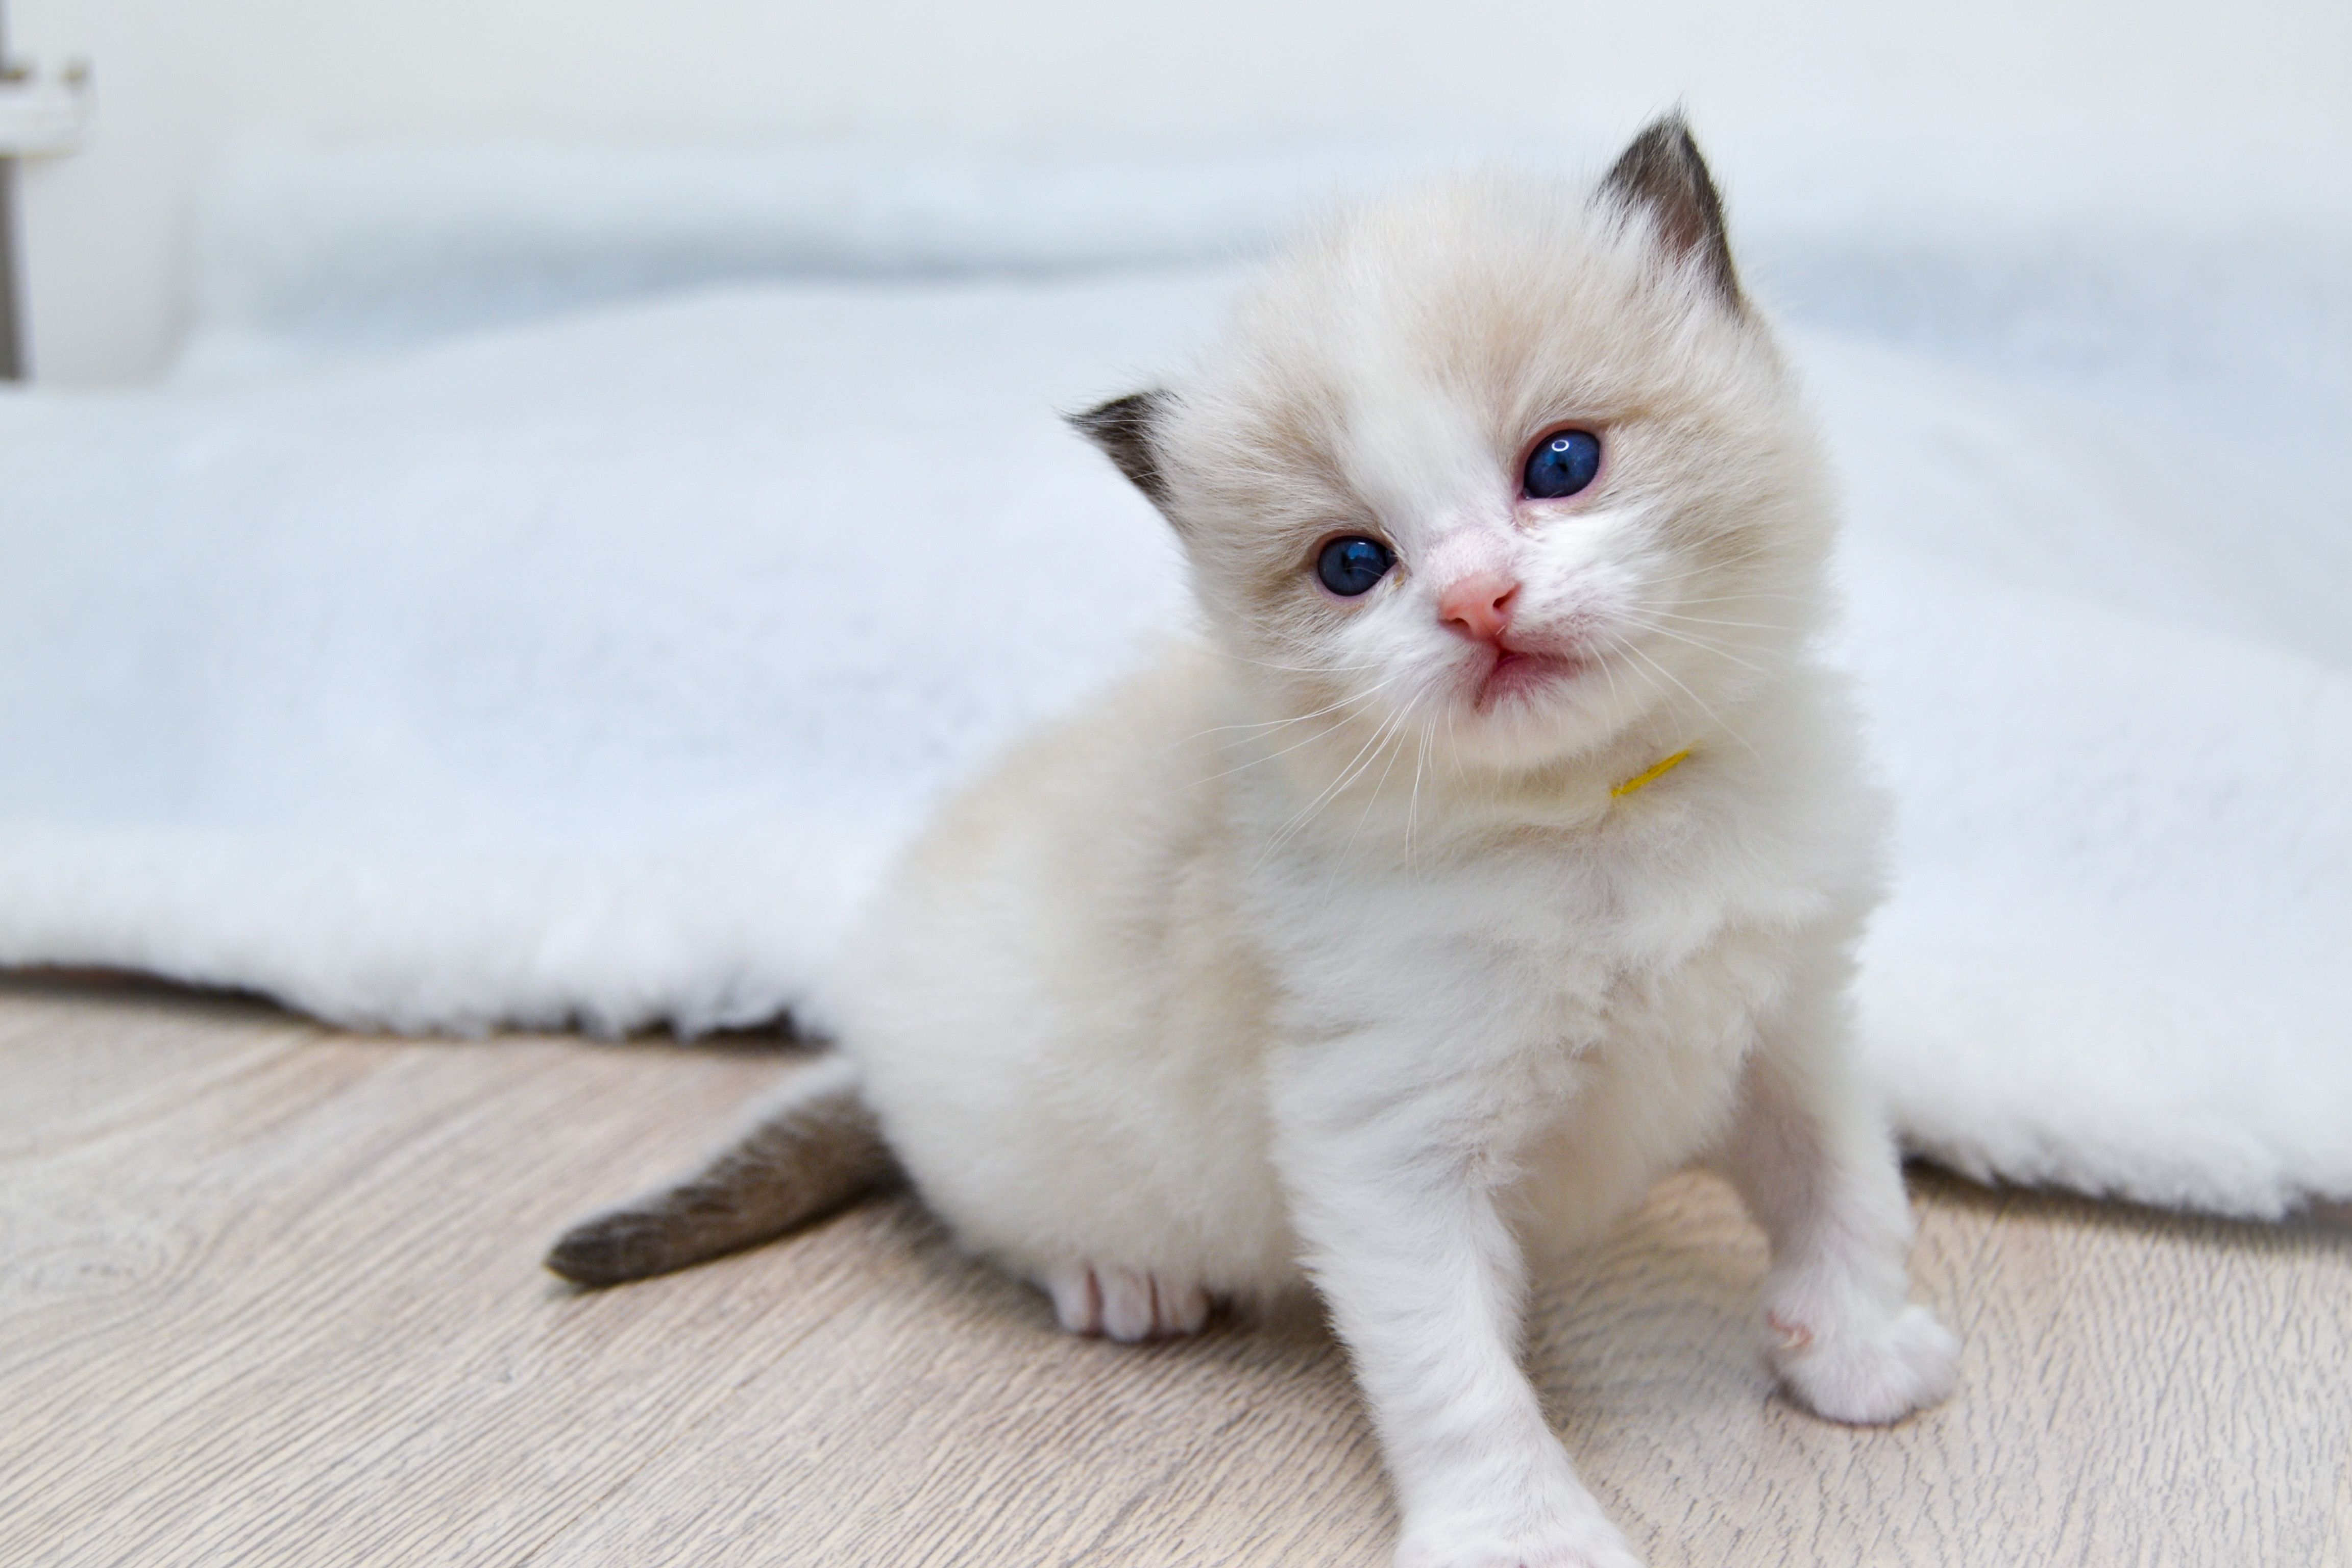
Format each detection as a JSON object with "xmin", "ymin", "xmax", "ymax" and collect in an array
[{"xmin": 545, "ymin": 1052, "xmax": 901, "ymax": 1287}]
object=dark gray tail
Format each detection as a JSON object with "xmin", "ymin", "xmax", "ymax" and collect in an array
[{"xmin": 547, "ymin": 1054, "xmax": 900, "ymax": 1287}]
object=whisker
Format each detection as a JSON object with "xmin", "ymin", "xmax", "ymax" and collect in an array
[
  {"xmin": 1618, "ymin": 641, "xmax": 1759, "ymax": 760},
  {"xmin": 1404, "ymin": 743, "xmax": 1420, "ymax": 861},
  {"xmin": 1260, "ymin": 704, "xmax": 1411, "ymax": 867},
  {"xmin": 1186, "ymin": 672, "xmax": 1408, "ymax": 750},
  {"xmin": 1193, "ymin": 710, "xmax": 1364, "ymax": 787},
  {"xmin": 1180, "ymin": 669, "xmax": 1417, "ymax": 773},
  {"xmin": 1632, "ymin": 608, "xmax": 1788, "ymax": 633},
  {"xmin": 1599, "ymin": 641, "xmax": 1626, "ymax": 724},
  {"xmin": 1206, "ymin": 647, "xmax": 1390, "ymax": 676},
  {"xmin": 1334, "ymin": 708, "xmax": 1415, "ymax": 873},
  {"xmin": 1614, "ymin": 615, "xmax": 1772, "ymax": 675},
  {"xmin": 1652, "ymin": 535, "xmax": 1793, "ymax": 577}
]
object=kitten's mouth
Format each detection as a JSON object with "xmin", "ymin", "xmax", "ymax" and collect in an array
[{"xmin": 1472, "ymin": 646, "xmax": 1583, "ymax": 711}]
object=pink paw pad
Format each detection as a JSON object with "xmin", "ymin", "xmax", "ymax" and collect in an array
[{"xmin": 1045, "ymin": 1263, "xmax": 1212, "ymax": 1341}]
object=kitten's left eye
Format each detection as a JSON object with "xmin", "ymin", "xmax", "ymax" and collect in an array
[
  {"xmin": 1316, "ymin": 536, "xmax": 1394, "ymax": 597},
  {"xmin": 1523, "ymin": 429, "xmax": 1602, "ymax": 499}
]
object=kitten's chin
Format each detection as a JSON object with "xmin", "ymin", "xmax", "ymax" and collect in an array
[
  {"xmin": 1472, "ymin": 650, "xmax": 1583, "ymax": 714},
  {"xmin": 1447, "ymin": 663, "xmax": 1631, "ymax": 773}
]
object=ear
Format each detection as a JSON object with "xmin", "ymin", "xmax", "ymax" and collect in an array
[
  {"xmin": 1067, "ymin": 389, "xmax": 1175, "ymax": 517},
  {"xmin": 1597, "ymin": 114, "xmax": 1743, "ymax": 311}
]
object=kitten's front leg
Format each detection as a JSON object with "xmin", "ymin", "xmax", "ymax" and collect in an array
[
  {"xmin": 1713, "ymin": 999, "xmax": 1959, "ymax": 1425},
  {"xmin": 1270, "ymin": 1051, "xmax": 1643, "ymax": 1568}
]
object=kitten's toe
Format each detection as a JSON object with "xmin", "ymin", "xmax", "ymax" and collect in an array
[
  {"xmin": 1046, "ymin": 1263, "xmax": 1105, "ymax": 1335},
  {"xmin": 1158, "ymin": 1279, "xmax": 1212, "ymax": 1336},
  {"xmin": 1099, "ymin": 1268, "xmax": 1159, "ymax": 1341},
  {"xmin": 1395, "ymin": 1505, "xmax": 1643, "ymax": 1568},
  {"xmin": 1393, "ymin": 1448, "xmax": 1642, "ymax": 1568},
  {"xmin": 1772, "ymin": 1302, "xmax": 1959, "ymax": 1425}
]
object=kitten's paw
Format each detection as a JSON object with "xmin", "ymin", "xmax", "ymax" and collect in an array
[
  {"xmin": 1393, "ymin": 1509, "xmax": 1644, "ymax": 1568},
  {"xmin": 1769, "ymin": 1301, "xmax": 1958, "ymax": 1425},
  {"xmin": 1043, "ymin": 1262, "xmax": 1212, "ymax": 1342}
]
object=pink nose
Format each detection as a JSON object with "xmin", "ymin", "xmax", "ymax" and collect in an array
[{"xmin": 1438, "ymin": 570, "xmax": 1518, "ymax": 645}]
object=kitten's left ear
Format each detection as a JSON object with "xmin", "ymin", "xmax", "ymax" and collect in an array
[
  {"xmin": 1598, "ymin": 114, "xmax": 1744, "ymax": 312},
  {"xmin": 1067, "ymin": 389, "xmax": 1177, "ymax": 520}
]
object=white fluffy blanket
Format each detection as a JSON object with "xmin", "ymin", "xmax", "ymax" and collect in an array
[{"xmin": 3, "ymin": 149, "xmax": 2345, "ymax": 1219}]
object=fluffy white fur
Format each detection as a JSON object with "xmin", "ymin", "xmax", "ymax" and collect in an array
[{"xmin": 832, "ymin": 147, "xmax": 1955, "ymax": 1566}]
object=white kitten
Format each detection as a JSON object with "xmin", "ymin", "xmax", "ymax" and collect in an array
[{"xmin": 552, "ymin": 116, "xmax": 1958, "ymax": 1568}]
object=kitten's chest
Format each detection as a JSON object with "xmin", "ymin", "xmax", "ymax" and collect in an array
[{"xmin": 1252, "ymin": 811, "xmax": 1805, "ymax": 1065}]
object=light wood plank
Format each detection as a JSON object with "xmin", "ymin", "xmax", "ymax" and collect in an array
[{"xmin": 2, "ymin": 978, "xmax": 2344, "ymax": 1568}]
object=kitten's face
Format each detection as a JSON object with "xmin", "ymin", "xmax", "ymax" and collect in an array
[{"xmin": 1091, "ymin": 148, "xmax": 1836, "ymax": 781}]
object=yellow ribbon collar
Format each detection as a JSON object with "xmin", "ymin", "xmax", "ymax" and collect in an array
[{"xmin": 1610, "ymin": 748, "xmax": 1692, "ymax": 799}]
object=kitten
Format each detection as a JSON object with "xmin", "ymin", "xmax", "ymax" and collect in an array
[{"xmin": 550, "ymin": 116, "xmax": 1958, "ymax": 1568}]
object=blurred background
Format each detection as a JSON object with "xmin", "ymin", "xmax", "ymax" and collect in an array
[
  {"xmin": 7, "ymin": 0, "xmax": 2349, "ymax": 384},
  {"xmin": 0, "ymin": 0, "xmax": 2345, "ymax": 1207}
]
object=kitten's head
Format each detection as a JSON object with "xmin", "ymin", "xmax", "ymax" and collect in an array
[{"xmin": 1074, "ymin": 117, "xmax": 1835, "ymax": 778}]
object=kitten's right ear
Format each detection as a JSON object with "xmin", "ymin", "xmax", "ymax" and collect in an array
[
  {"xmin": 1597, "ymin": 113, "xmax": 1744, "ymax": 312},
  {"xmin": 1068, "ymin": 389, "xmax": 1175, "ymax": 519}
]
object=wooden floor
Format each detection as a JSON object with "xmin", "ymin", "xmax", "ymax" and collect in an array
[{"xmin": 3, "ymin": 974, "xmax": 2346, "ymax": 1568}]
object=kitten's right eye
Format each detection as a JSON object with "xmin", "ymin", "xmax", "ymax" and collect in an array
[{"xmin": 1316, "ymin": 536, "xmax": 1394, "ymax": 597}]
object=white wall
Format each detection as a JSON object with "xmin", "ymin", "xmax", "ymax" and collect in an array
[{"xmin": 11, "ymin": 0, "xmax": 2350, "ymax": 385}]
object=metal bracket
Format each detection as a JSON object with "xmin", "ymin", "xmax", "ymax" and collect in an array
[{"xmin": 0, "ymin": 59, "xmax": 93, "ymax": 157}]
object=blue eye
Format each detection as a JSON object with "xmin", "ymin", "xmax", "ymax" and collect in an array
[
  {"xmin": 1316, "ymin": 535, "xmax": 1394, "ymax": 597},
  {"xmin": 1523, "ymin": 429, "xmax": 1602, "ymax": 499}
]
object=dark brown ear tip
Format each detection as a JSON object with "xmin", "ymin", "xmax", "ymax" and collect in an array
[
  {"xmin": 1630, "ymin": 110, "xmax": 1697, "ymax": 153},
  {"xmin": 1608, "ymin": 113, "xmax": 1720, "ymax": 199},
  {"xmin": 1066, "ymin": 389, "xmax": 1168, "ymax": 447},
  {"xmin": 1599, "ymin": 112, "xmax": 1741, "ymax": 309},
  {"xmin": 1066, "ymin": 389, "xmax": 1152, "ymax": 429},
  {"xmin": 1067, "ymin": 388, "xmax": 1174, "ymax": 508}
]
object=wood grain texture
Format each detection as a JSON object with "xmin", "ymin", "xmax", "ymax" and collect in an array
[{"xmin": 2, "ymin": 975, "xmax": 2345, "ymax": 1568}]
